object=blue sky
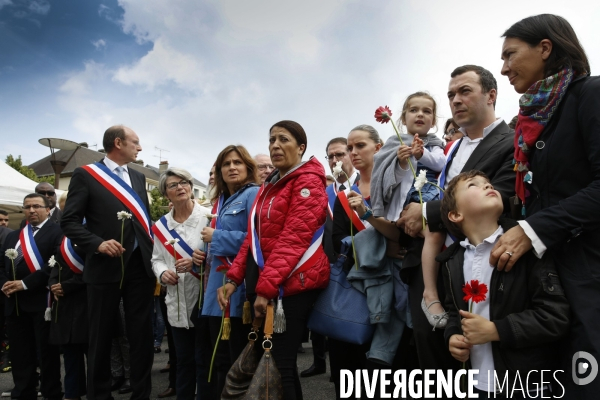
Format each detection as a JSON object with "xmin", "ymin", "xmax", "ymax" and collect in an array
[{"xmin": 1, "ymin": 0, "xmax": 599, "ymax": 183}]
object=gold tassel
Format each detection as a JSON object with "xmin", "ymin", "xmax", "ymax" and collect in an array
[
  {"xmin": 221, "ymin": 318, "xmax": 231, "ymax": 340},
  {"xmin": 242, "ymin": 300, "xmax": 252, "ymax": 324},
  {"xmin": 154, "ymin": 280, "xmax": 161, "ymax": 296}
]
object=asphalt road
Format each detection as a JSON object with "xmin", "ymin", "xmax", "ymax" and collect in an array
[{"xmin": 0, "ymin": 342, "xmax": 335, "ymax": 399}]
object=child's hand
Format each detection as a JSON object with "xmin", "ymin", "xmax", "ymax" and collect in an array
[
  {"xmin": 449, "ymin": 334, "xmax": 471, "ymax": 362},
  {"xmin": 412, "ymin": 136, "xmax": 424, "ymax": 160},
  {"xmin": 460, "ymin": 310, "xmax": 500, "ymax": 345},
  {"xmin": 396, "ymin": 145, "xmax": 412, "ymax": 170}
]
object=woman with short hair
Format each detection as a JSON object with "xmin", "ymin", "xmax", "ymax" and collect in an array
[{"xmin": 152, "ymin": 167, "xmax": 212, "ymax": 400}]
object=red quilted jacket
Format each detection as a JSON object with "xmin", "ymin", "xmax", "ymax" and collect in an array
[{"xmin": 227, "ymin": 157, "xmax": 330, "ymax": 300}]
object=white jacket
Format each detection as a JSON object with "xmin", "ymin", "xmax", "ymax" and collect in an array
[{"xmin": 151, "ymin": 203, "xmax": 211, "ymax": 328}]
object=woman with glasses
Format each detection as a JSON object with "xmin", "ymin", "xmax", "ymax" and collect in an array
[
  {"xmin": 199, "ymin": 145, "xmax": 261, "ymax": 398},
  {"xmin": 442, "ymin": 118, "xmax": 462, "ymax": 144},
  {"xmin": 151, "ymin": 167, "xmax": 212, "ymax": 399}
]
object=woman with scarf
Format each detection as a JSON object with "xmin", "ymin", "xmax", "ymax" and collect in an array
[
  {"xmin": 218, "ymin": 120, "xmax": 329, "ymax": 400},
  {"xmin": 151, "ymin": 167, "xmax": 211, "ymax": 400},
  {"xmin": 199, "ymin": 145, "xmax": 260, "ymax": 398},
  {"xmin": 492, "ymin": 14, "xmax": 600, "ymax": 398}
]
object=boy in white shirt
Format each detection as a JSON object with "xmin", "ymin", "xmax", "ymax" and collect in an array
[{"xmin": 437, "ymin": 170, "xmax": 570, "ymax": 398}]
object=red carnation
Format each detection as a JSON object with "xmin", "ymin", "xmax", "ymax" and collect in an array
[
  {"xmin": 462, "ymin": 279, "xmax": 488, "ymax": 304},
  {"xmin": 374, "ymin": 106, "xmax": 392, "ymax": 123}
]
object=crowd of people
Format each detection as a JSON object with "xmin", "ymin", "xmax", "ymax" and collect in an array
[{"xmin": 0, "ymin": 13, "xmax": 599, "ymax": 400}]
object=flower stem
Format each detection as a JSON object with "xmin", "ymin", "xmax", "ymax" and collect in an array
[
  {"xmin": 461, "ymin": 301, "xmax": 474, "ymax": 392},
  {"xmin": 55, "ymin": 266, "xmax": 61, "ymax": 323},
  {"xmin": 11, "ymin": 260, "xmax": 18, "ymax": 317},
  {"xmin": 418, "ymin": 190, "xmax": 425, "ymax": 231},
  {"xmin": 173, "ymin": 248, "xmax": 180, "ymax": 321},
  {"xmin": 119, "ymin": 221, "xmax": 125, "ymax": 289},
  {"xmin": 208, "ymin": 275, "xmax": 226, "ymax": 382},
  {"xmin": 390, "ymin": 118, "xmax": 417, "ymax": 180}
]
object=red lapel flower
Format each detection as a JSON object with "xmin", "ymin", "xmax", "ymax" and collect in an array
[
  {"xmin": 462, "ymin": 279, "xmax": 488, "ymax": 304},
  {"xmin": 374, "ymin": 106, "xmax": 392, "ymax": 123}
]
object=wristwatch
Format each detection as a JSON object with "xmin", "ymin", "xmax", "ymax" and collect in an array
[
  {"xmin": 225, "ymin": 278, "xmax": 238, "ymax": 292},
  {"xmin": 360, "ymin": 207, "xmax": 373, "ymax": 221}
]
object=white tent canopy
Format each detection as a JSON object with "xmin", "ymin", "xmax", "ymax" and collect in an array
[{"xmin": 0, "ymin": 160, "xmax": 64, "ymax": 229}]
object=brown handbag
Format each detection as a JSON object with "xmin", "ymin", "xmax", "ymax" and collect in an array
[{"xmin": 221, "ymin": 303, "xmax": 282, "ymax": 400}]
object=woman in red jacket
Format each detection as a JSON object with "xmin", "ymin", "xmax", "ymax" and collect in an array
[{"xmin": 218, "ymin": 120, "xmax": 329, "ymax": 400}]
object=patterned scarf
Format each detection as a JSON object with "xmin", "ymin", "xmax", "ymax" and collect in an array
[{"xmin": 513, "ymin": 67, "xmax": 574, "ymax": 214}]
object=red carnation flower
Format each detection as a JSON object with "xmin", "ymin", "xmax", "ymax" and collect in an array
[
  {"xmin": 374, "ymin": 106, "xmax": 392, "ymax": 123},
  {"xmin": 462, "ymin": 279, "xmax": 488, "ymax": 304}
]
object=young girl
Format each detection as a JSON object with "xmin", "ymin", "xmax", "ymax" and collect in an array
[{"xmin": 398, "ymin": 92, "xmax": 448, "ymax": 329}]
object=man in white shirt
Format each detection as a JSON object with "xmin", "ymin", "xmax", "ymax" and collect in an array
[{"xmin": 398, "ymin": 65, "xmax": 516, "ymax": 388}]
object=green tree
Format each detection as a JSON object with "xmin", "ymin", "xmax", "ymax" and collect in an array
[
  {"xmin": 149, "ymin": 188, "xmax": 169, "ymax": 222},
  {"xmin": 5, "ymin": 155, "xmax": 55, "ymax": 185}
]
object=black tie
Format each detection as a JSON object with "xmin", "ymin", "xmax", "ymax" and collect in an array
[{"xmin": 339, "ymin": 184, "xmax": 346, "ymax": 191}]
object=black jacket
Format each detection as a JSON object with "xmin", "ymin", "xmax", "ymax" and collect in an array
[
  {"xmin": 438, "ymin": 220, "xmax": 570, "ymax": 392},
  {"xmin": 48, "ymin": 246, "xmax": 88, "ymax": 345},
  {"xmin": 426, "ymin": 121, "xmax": 516, "ymax": 232},
  {"xmin": 0, "ymin": 220, "xmax": 63, "ymax": 315},
  {"xmin": 61, "ymin": 159, "xmax": 154, "ymax": 284}
]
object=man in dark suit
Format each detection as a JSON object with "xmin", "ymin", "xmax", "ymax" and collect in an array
[
  {"xmin": 398, "ymin": 65, "xmax": 516, "ymax": 387},
  {"xmin": 0, "ymin": 193, "xmax": 63, "ymax": 400},
  {"xmin": 19, "ymin": 183, "xmax": 62, "ymax": 230},
  {"xmin": 61, "ymin": 125, "xmax": 155, "ymax": 400}
]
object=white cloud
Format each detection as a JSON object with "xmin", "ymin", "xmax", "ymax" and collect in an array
[
  {"xmin": 50, "ymin": 0, "xmax": 600, "ymax": 181},
  {"xmin": 91, "ymin": 39, "xmax": 106, "ymax": 50},
  {"xmin": 28, "ymin": 0, "xmax": 49, "ymax": 15},
  {"xmin": 0, "ymin": 0, "xmax": 12, "ymax": 11}
]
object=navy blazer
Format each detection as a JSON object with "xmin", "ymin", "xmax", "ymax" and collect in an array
[
  {"xmin": 0, "ymin": 220, "xmax": 63, "ymax": 315},
  {"xmin": 60, "ymin": 159, "xmax": 154, "ymax": 284}
]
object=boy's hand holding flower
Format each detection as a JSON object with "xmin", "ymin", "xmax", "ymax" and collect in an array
[
  {"xmin": 449, "ymin": 334, "xmax": 472, "ymax": 363},
  {"xmin": 459, "ymin": 310, "xmax": 499, "ymax": 345}
]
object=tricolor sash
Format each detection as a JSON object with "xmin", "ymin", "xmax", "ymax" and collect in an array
[
  {"xmin": 438, "ymin": 138, "xmax": 463, "ymax": 192},
  {"xmin": 152, "ymin": 216, "xmax": 201, "ymax": 280},
  {"xmin": 82, "ymin": 162, "xmax": 153, "ymax": 240},
  {"xmin": 337, "ymin": 187, "xmax": 368, "ymax": 232},
  {"xmin": 248, "ymin": 185, "xmax": 324, "ymax": 297},
  {"xmin": 60, "ymin": 237, "xmax": 85, "ymax": 274},
  {"xmin": 18, "ymin": 223, "xmax": 44, "ymax": 274},
  {"xmin": 326, "ymin": 184, "xmax": 337, "ymax": 219}
]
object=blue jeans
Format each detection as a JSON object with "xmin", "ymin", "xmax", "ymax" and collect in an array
[
  {"xmin": 63, "ymin": 343, "xmax": 87, "ymax": 398},
  {"xmin": 152, "ymin": 297, "xmax": 165, "ymax": 348}
]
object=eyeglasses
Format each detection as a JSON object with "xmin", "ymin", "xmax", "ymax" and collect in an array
[
  {"xmin": 325, "ymin": 152, "xmax": 347, "ymax": 161},
  {"xmin": 446, "ymin": 128, "xmax": 457, "ymax": 135},
  {"xmin": 37, "ymin": 190, "xmax": 56, "ymax": 197},
  {"xmin": 166, "ymin": 180, "xmax": 190, "ymax": 190},
  {"xmin": 22, "ymin": 205, "xmax": 47, "ymax": 210},
  {"xmin": 257, "ymin": 164, "xmax": 275, "ymax": 171}
]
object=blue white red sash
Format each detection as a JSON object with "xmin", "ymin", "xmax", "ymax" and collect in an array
[
  {"xmin": 152, "ymin": 216, "xmax": 201, "ymax": 280},
  {"xmin": 337, "ymin": 187, "xmax": 368, "ymax": 232},
  {"xmin": 82, "ymin": 162, "xmax": 153, "ymax": 240},
  {"xmin": 18, "ymin": 223, "xmax": 44, "ymax": 274},
  {"xmin": 438, "ymin": 138, "xmax": 463, "ymax": 192},
  {"xmin": 326, "ymin": 184, "xmax": 337, "ymax": 219},
  {"xmin": 248, "ymin": 186, "xmax": 324, "ymax": 296},
  {"xmin": 60, "ymin": 237, "xmax": 85, "ymax": 274}
]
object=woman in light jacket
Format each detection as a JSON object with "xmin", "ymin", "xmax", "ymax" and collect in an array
[
  {"xmin": 151, "ymin": 167, "xmax": 211, "ymax": 400},
  {"xmin": 200, "ymin": 144, "xmax": 260, "ymax": 398}
]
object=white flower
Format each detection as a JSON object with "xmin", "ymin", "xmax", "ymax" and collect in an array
[
  {"xmin": 206, "ymin": 214, "xmax": 217, "ymax": 220},
  {"xmin": 414, "ymin": 170, "xmax": 428, "ymax": 192},
  {"xmin": 48, "ymin": 255, "xmax": 57, "ymax": 267},
  {"xmin": 117, "ymin": 211, "xmax": 132, "ymax": 220},
  {"xmin": 5, "ymin": 249, "xmax": 18, "ymax": 260},
  {"xmin": 332, "ymin": 161, "xmax": 343, "ymax": 178},
  {"xmin": 165, "ymin": 239, "xmax": 180, "ymax": 246}
]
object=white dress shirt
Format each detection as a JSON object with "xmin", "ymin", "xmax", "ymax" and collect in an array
[
  {"xmin": 334, "ymin": 170, "xmax": 359, "ymax": 194},
  {"xmin": 103, "ymin": 157, "xmax": 132, "ymax": 187},
  {"xmin": 459, "ymin": 225, "xmax": 504, "ymax": 392}
]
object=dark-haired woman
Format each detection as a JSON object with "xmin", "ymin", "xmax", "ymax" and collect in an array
[
  {"xmin": 492, "ymin": 14, "xmax": 600, "ymax": 398},
  {"xmin": 218, "ymin": 121, "xmax": 329, "ymax": 400},
  {"xmin": 200, "ymin": 145, "xmax": 260, "ymax": 398}
]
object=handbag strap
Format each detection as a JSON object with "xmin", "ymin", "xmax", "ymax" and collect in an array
[{"xmin": 264, "ymin": 302, "xmax": 274, "ymax": 339}]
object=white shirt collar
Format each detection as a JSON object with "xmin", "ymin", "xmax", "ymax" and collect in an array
[
  {"xmin": 459, "ymin": 118, "xmax": 504, "ymax": 141},
  {"xmin": 166, "ymin": 202, "xmax": 203, "ymax": 230},
  {"xmin": 460, "ymin": 225, "xmax": 504, "ymax": 250},
  {"xmin": 32, "ymin": 217, "xmax": 49, "ymax": 231},
  {"xmin": 103, "ymin": 157, "xmax": 129, "ymax": 173},
  {"xmin": 335, "ymin": 169, "xmax": 358, "ymax": 191}
]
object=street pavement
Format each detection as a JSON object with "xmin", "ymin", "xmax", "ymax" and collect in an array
[{"xmin": 0, "ymin": 342, "xmax": 334, "ymax": 399}]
